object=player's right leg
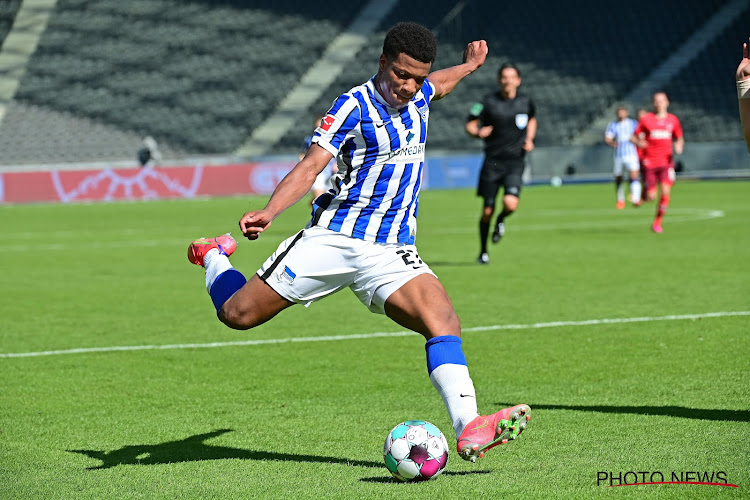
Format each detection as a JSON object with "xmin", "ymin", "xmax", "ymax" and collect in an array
[
  {"xmin": 219, "ymin": 274, "xmax": 294, "ymax": 329},
  {"xmin": 642, "ymin": 167, "xmax": 658, "ymax": 203},
  {"xmin": 477, "ymin": 162, "xmax": 501, "ymax": 264},
  {"xmin": 188, "ymin": 234, "xmax": 294, "ymax": 329},
  {"xmin": 478, "ymin": 204, "xmax": 493, "ymax": 264}
]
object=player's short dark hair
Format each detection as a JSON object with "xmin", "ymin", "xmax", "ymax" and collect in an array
[
  {"xmin": 382, "ymin": 22, "xmax": 437, "ymax": 64},
  {"xmin": 498, "ymin": 63, "xmax": 521, "ymax": 77}
]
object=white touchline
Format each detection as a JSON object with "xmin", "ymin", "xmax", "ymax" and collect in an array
[{"xmin": 1, "ymin": 311, "xmax": 748, "ymax": 359}]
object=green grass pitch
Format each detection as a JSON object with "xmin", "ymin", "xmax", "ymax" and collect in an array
[{"xmin": 1, "ymin": 180, "xmax": 748, "ymax": 498}]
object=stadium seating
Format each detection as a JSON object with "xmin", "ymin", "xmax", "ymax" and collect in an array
[
  {"xmin": 0, "ymin": 0, "xmax": 21, "ymax": 45},
  {"xmin": 0, "ymin": 0, "xmax": 745, "ymax": 164},
  {"xmin": 283, "ymin": 0, "xmax": 737, "ymax": 151},
  {"xmin": 3, "ymin": 0, "xmax": 361, "ymax": 163},
  {"xmin": 662, "ymin": 3, "xmax": 750, "ymax": 143}
]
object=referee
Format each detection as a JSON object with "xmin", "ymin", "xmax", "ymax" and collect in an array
[{"xmin": 466, "ymin": 63, "xmax": 536, "ymax": 264}]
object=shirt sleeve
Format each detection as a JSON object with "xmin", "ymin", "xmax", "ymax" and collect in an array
[
  {"xmin": 605, "ymin": 122, "xmax": 616, "ymax": 139},
  {"xmin": 528, "ymin": 97, "xmax": 536, "ymax": 119},
  {"xmin": 634, "ymin": 119, "xmax": 645, "ymax": 138},
  {"xmin": 672, "ymin": 115, "xmax": 683, "ymax": 139},
  {"xmin": 312, "ymin": 94, "xmax": 361, "ymax": 157},
  {"xmin": 421, "ymin": 78, "xmax": 436, "ymax": 105}
]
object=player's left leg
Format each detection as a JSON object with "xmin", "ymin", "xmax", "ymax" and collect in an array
[
  {"xmin": 493, "ymin": 161, "xmax": 523, "ymax": 243},
  {"xmin": 493, "ymin": 193, "xmax": 518, "ymax": 243},
  {"xmin": 383, "ymin": 274, "xmax": 530, "ymax": 462}
]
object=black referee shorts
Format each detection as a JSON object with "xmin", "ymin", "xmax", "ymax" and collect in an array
[{"xmin": 477, "ymin": 157, "xmax": 525, "ymax": 207}]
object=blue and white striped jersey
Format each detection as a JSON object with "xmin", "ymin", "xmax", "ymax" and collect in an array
[
  {"xmin": 310, "ymin": 76, "xmax": 435, "ymax": 245},
  {"xmin": 605, "ymin": 118, "xmax": 639, "ymax": 161}
]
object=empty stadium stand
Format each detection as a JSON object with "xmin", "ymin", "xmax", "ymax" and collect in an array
[
  {"xmin": 662, "ymin": 2, "xmax": 750, "ymax": 142},
  {"xmin": 2, "ymin": 0, "xmax": 361, "ymax": 163},
  {"xmin": 0, "ymin": 1, "xmax": 22, "ymax": 44}
]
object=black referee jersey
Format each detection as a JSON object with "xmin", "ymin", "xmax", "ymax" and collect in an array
[{"xmin": 468, "ymin": 91, "xmax": 536, "ymax": 160}]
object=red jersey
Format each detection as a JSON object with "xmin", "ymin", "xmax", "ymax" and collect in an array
[{"xmin": 634, "ymin": 112, "xmax": 682, "ymax": 168}]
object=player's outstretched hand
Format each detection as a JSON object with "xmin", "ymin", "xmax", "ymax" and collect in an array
[
  {"xmin": 737, "ymin": 38, "xmax": 750, "ymax": 81},
  {"xmin": 239, "ymin": 209, "xmax": 274, "ymax": 240},
  {"xmin": 463, "ymin": 40, "xmax": 488, "ymax": 72}
]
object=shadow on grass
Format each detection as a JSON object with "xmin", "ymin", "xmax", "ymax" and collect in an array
[
  {"xmin": 497, "ymin": 403, "xmax": 750, "ymax": 422},
  {"xmin": 360, "ymin": 470, "xmax": 492, "ymax": 483},
  {"xmin": 68, "ymin": 429, "xmax": 382, "ymax": 470}
]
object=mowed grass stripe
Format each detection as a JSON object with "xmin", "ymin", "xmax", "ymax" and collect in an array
[{"xmin": 2, "ymin": 310, "xmax": 747, "ymax": 358}]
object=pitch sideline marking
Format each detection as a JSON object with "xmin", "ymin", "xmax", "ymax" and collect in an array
[
  {"xmin": 3, "ymin": 208, "xmax": 726, "ymax": 252},
  {"xmin": 1, "ymin": 311, "xmax": 748, "ymax": 359}
]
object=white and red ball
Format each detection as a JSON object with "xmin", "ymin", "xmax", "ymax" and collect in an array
[{"xmin": 383, "ymin": 420, "xmax": 449, "ymax": 482}]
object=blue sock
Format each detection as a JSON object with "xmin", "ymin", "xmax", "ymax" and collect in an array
[
  {"xmin": 425, "ymin": 335, "xmax": 467, "ymax": 374},
  {"xmin": 425, "ymin": 335, "xmax": 478, "ymax": 438},
  {"xmin": 209, "ymin": 269, "xmax": 246, "ymax": 313}
]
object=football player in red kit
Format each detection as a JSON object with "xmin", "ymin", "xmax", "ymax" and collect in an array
[{"xmin": 632, "ymin": 92, "xmax": 683, "ymax": 233}]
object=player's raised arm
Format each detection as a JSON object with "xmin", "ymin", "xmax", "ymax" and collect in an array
[
  {"xmin": 429, "ymin": 40, "xmax": 488, "ymax": 101},
  {"xmin": 239, "ymin": 144, "xmax": 333, "ymax": 240},
  {"xmin": 737, "ymin": 37, "xmax": 750, "ymax": 152}
]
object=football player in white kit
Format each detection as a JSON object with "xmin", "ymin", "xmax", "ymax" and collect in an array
[
  {"xmin": 605, "ymin": 106, "xmax": 641, "ymax": 208},
  {"xmin": 188, "ymin": 22, "xmax": 530, "ymax": 463}
]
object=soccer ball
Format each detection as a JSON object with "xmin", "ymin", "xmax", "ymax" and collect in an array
[{"xmin": 383, "ymin": 420, "xmax": 449, "ymax": 482}]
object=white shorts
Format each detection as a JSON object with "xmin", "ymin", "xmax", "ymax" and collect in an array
[
  {"xmin": 257, "ymin": 226, "xmax": 436, "ymax": 314},
  {"xmin": 613, "ymin": 157, "xmax": 640, "ymax": 176}
]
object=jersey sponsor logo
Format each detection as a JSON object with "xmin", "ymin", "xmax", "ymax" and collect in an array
[
  {"xmin": 387, "ymin": 143, "xmax": 424, "ymax": 159},
  {"xmin": 650, "ymin": 129, "xmax": 673, "ymax": 140},
  {"xmin": 321, "ymin": 115, "xmax": 335, "ymax": 132},
  {"xmin": 515, "ymin": 113, "xmax": 529, "ymax": 130}
]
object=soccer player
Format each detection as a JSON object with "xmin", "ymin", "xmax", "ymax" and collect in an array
[
  {"xmin": 466, "ymin": 63, "xmax": 536, "ymax": 264},
  {"xmin": 632, "ymin": 91, "xmax": 683, "ymax": 233},
  {"xmin": 187, "ymin": 22, "xmax": 530, "ymax": 463},
  {"xmin": 300, "ymin": 115, "xmax": 338, "ymax": 204},
  {"xmin": 737, "ymin": 37, "xmax": 750, "ymax": 152},
  {"xmin": 604, "ymin": 106, "xmax": 641, "ymax": 209}
]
